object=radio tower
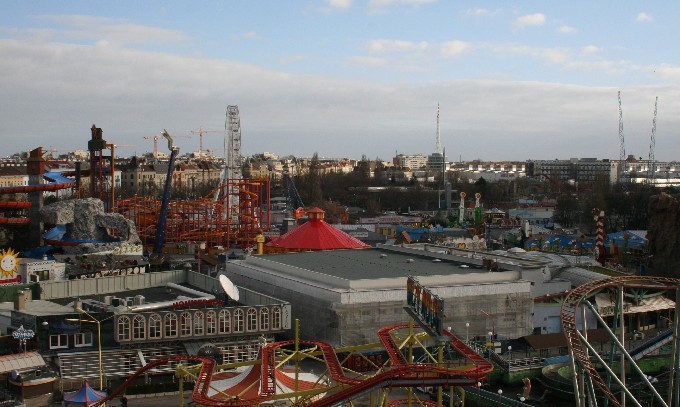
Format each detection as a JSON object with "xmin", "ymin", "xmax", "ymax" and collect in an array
[
  {"xmin": 648, "ymin": 96, "xmax": 658, "ymax": 183},
  {"xmin": 435, "ymin": 103, "xmax": 443, "ymax": 154},
  {"xmin": 618, "ymin": 91, "xmax": 626, "ymax": 183}
]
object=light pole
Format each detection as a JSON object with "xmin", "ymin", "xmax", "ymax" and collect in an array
[
  {"xmin": 12, "ymin": 325, "xmax": 34, "ymax": 353},
  {"xmin": 507, "ymin": 345, "xmax": 512, "ymax": 363},
  {"xmin": 194, "ymin": 241, "xmax": 206, "ymax": 274},
  {"xmin": 465, "ymin": 322, "xmax": 469, "ymax": 344},
  {"xmin": 74, "ymin": 307, "xmax": 112, "ymax": 391}
]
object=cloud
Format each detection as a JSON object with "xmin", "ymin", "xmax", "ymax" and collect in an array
[
  {"xmin": 513, "ymin": 13, "xmax": 546, "ymax": 29},
  {"xmin": 464, "ymin": 8, "xmax": 501, "ymax": 17},
  {"xmin": 581, "ymin": 45, "xmax": 599, "ymax": 55},
  {"xmin": 559, "ymin": 25, "xmax": 577, "ymax": 33},
  {"xmin": 366, "ymin": 39, "xmax": 430, "ymax": 53},
  {"xmin": 636, "ymin": 12, "xmax": 653, "ymax": 22},
  {"xmin": 440, "ymin": 40, "xmax": 469, "ymax": 58},
  {"xmin": 230, "ymin": 32, "xmax": 259, "ymax": 40},
  {"xmin": 35, "ymin": 15, "xmax": 188, "ymax": 45},
  {"xmin": 327, "ymin": 0, "xmax": 352, "ymax": 9},
  {"xmin": 349, "ymin": 55, "xmax": 388, "ymax": 67},
  {"xmin": 367, "ymin": 0, "xmax": 436, "ymax": 12}
]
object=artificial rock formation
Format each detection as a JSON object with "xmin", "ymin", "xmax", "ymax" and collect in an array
[{"xmin": 40, "ymin": 198, "xmax": 141, "ymax": 254}]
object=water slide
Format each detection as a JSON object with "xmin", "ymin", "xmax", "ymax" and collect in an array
[
  {"xmin": 0, "ymin": 171, "xmax": 75, "ymax": 226},
  {"xmin": 92, "ymin": 324, "xmax": 493, "ymax": 407}
]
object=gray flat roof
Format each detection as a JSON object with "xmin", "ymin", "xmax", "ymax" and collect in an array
[{"xmin": 262, "ymin": 248, "xmax": 491, "ymax": 280}]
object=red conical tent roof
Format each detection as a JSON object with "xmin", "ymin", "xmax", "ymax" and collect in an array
[{"xmin": 266, "ymin": 208, "xmax": 369, "ymax": 251}]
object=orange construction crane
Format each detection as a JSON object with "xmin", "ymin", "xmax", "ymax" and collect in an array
[
  {"xmin": 190, "ymin": 127, "xmax": 221, "ymax": 159},
  {"xmin": 144, "ymin": 135, "xmax": 190, "ymax": 158}
]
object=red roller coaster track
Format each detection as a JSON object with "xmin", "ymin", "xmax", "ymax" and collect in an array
[{"xmin": 90, "ymin": 324, "xmax": 493, "ymax": 407}]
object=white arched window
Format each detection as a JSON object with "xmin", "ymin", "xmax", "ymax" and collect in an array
[
  {"xmin": 149, "ymin": 314, "xmax": 162, "ymax": 339},
  {"xmin": 246, "ymin": 308, "xmax": 257, "ymax": 332},
  {"xmin": 132, "ymin": 315, "xmax": 146, "ymax": 340},
  {"xmin": 117, "ymin": 316, "xmax": 131, "ymax": 342},
  {"xmin": 272, "ymin": 306, "xmax": 281, "ymax": 330},
  {"xmin": 234, "ymin": 309, "xmax": 244, "ymax": 333},
  {"xmin": 218, "ymin": 310, "xmax": 231, "ymax": 334},
  {"xmin": 259, "ymin": 308, "xmax": 269, "ymax": 331},
  {"xmin": 206, "ymin": 311, "xmax": 217, "ymax": 335},
  {"xmin": 164, "ymin": 313, "xmax": 178, "ymax": 338},
  {"xmin": 194, "ymin": 311, "xmax": 204, "ymax": 336},
  {"xmin": 180, "ymin": 312, "xmax": 192, "ymax": 336}
]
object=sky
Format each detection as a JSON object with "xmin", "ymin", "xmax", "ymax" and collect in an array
[{"xmin": 1, "ymin": 1, "xmax": 680, "ymax": 162}]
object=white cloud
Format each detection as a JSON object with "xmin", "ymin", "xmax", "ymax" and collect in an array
[
  {"xmin": 513, "ymin": 13, "xmax": 546, "ymax": 29},
  {"xmin": 327, "ymin": 0, "xmax": 352, "ymax": 9},
  {"xmin": 581, "ymin": 45, "xmax": 599, "ymax": 55},
  {"xmin": 440, "ymin": 40, "xmax": 469, "ymax": 58},
  {"xmin": 559, "ymin": 25, "xmax": 577, "ymax": 33},
  {"xmin": 464, "ymin": 8, "xmax": 501, "ymax": 17},
  {"xmin": 636, "ymin": 12, "xmax": 653, "ymax": 22},
  {"xmin": 366, "ymin": 39, "xmax": 430, "ymax": 53},
  {"xmin": 36, "ymin": 15, "xmax": 188, "ymax": 45},
  {"xmin": 349, "ymin": 56, "xmax": 388, "ymax": 67},
  {"xmin": 231, "ymin": 32, "xmax": 259, "ymax": 40},
  {"xmin": 367, "ymin": 0, "xmax": 436, "ymax": 12}
]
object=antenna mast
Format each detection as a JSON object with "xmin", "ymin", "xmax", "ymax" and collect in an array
[
  {"xmin": 618, "ymin": 91, "xmax": 626, "ymax": 183},
  {"xmin": 648, "ymin": 96, "xmax": 658, "ymax": 183},
  {"xmin": 435, "ymin": 103, "xmax": 442, "ymax": 154}
]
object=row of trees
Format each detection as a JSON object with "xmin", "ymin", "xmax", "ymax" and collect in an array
[{"xmin": 286, "ymin": 154, "xmax": 670, "ymax": 231}]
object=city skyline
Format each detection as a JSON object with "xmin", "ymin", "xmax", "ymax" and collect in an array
[{"xmin": 2, "ymin": 1, "xmax": 680, "ymax": 161}]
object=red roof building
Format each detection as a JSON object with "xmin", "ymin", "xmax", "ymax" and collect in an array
[{"xmin": 266, "ymin": 208, "xmax": 369, "ymax": 252}]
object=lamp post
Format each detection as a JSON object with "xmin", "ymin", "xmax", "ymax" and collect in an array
[
  {"xmin": 194, "ymin": 241, "xmax": 207, "ymax": 274},
  {"xmin": 74, "ymin": 307, "xmax": 110, "ymax": 391},
  {"xmin": 465, "ymin": 322, "xmax": 469, "ymax": 344},
  {"xmin": 507, "ymin": 345, "xmax": 512, "ymax": 363},
  {"xmin": 12, "ymin": 325, "xmax": 34, "ymax": 353}
]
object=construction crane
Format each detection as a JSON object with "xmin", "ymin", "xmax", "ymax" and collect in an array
[
  {"xmin": 190, "ymin": 127, "xmax": 221, "ymax": 159},
  {"xmin": 144, "ymin": 134, "xmax": 190, "ymax": 159},
  {"xmin": 648, "ymin": 96, "xmax": 658, "ymax": 184},
  {"xmin": 151, "ymin": 130, "xmax": 180, "ymax": 265}
]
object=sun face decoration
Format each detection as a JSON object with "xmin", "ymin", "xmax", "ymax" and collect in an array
[{"xmin": 0, "ymin": 248, "xmax": 19, "ymax": 278}]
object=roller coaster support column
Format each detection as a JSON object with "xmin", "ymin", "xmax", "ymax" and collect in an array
[
  {"xmin": 408, "ymin": 320, "xmax": 415, "ymax": 407},
  {"xmin": 176, "ymin": 365, "xmax": 185, "ymax": 407},
  {"xmin": 437, "ymin": 339, "xmax": 444, "ymax": 407},
  {"xmin": 583, "ymin": 300, "xmax": 666, "ymax": 407},
  {"xmin": 619, "ymin": 286, "xmax": 626, "ymax": 407},
  {"xmin": 670, "ymin": 286, "xmax": 680, "ymax": 407},
  {"xmin": 295, "ymin": 319, "xmax": 300, "ymax": 405}
]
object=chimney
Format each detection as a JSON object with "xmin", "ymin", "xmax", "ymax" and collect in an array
[{"xmin": 14, "ymin": 290, "xmax": 29, "ymax": 311}]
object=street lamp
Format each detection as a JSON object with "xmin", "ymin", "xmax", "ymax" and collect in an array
[
  {"xmin": 74, "ymin": 307, "xmax": 111, "ymax": 391},
  {"xmin": 12, "ymin": 325, "xmax": 34, "ymax": 353},
  {"xmin": 194, "ymin": 241, "xmax": 207, "ymax": 274},
  {"xmin": 507, "ymin": 345, "xmax": 512, "ymax": 362},
  {"xmin": 465, "ymin": 322, "xmax": 470, "ymax": 344}
]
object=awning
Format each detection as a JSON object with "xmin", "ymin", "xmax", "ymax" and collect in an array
[
  {"xmin": 0, "ymin": 352, "xmax": 46, "ymax": 374},
  {"xmin": 594, "ymin": 293, "xmax": 675, "ymax": 317}
]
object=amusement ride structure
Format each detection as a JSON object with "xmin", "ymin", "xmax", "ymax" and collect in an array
[
  {"xmin": 562, "ymin": 275, "xmax": 680, "ymax": 407},
  {"xmin": 88, "ymin": 320, "xmax": 493, "ymax": 407}
]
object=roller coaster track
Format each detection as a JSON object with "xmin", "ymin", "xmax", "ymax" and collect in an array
[
  {"xmin": 561, "ymin": 275, "xmax": 680, "ymax": 407},
  {"xmin": 91, "ymin": 324, "xmax": 494, "ymax": 407}
]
